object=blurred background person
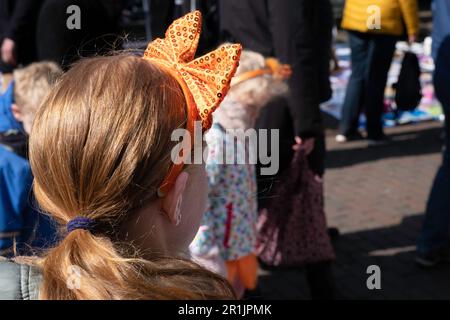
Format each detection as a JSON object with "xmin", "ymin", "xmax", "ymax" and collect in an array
[
  {"xmin": 189, "ymin": 50, "xmax": 291, "ymax": 299},
  {"xmin": 220, "ymin": 0, "xmax": 336, "ymax": 300},
  {"xmin": 147, "ymin": 0, "xmax": 219, "ymax": 53},
  {"xmin": 0, "ymin": 0, "xmax": 43, "ymax": 89},
  {"xmin": 336, "ymin": 0, "xmax": 419, "ymax": 145},
  {"xmin": 36, "ymin": 0, "xmax": 123, "ymax": 70},
  {"xmin": 0, "ymin": 62, "xmax": 61, "ymax": 257},
  {"xmin": 416, "ymin": 0, "xmax": 450, "ymax": 268}
]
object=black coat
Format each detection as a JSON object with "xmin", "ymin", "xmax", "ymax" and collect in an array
[
  {"xmin": 36, "ymin": 0, "xmax": 121, "ymax": 70},
  {"xmin": 0, "ymin": 0, "xmax": 44, "ymax": 71},
  {"xmin": 220, "ymin": 0, "xmax": 333, "ymax": 138}
]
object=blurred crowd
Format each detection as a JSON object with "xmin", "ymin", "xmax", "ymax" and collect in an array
[{"xmin": 0, "ymin": 0, "xmax": 449, "ymax": 300}]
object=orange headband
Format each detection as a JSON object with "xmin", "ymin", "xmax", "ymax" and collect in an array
[
  {"xmin": 143, "ymin": 11, "xmax": 242, "ymax": 197},
  {"xmin": 231, "ymin": 58, "xmax": 292, "ymax": 87}
]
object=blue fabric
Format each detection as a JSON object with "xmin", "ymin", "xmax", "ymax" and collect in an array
[
  {"xmin": 417, "ymin": 3, "xmax": 450, "ymax": 254},
  {"xmin": 432, "ymin": 0, "xmax": 450, "ymax": 61},
  {"xmin": 417, "ymin": 70, "xmax": 450, "ymax": 254},
  {"xmin": 0, "ymin": 146, "xmax": 57, "ymax": 255},
  {"xmin": 67, "ymin": 217, "xmax": 96, "ymax": 233},
  {"xmin": 0, "ymin": 82, "xmax": 24, "ymax": 133}
]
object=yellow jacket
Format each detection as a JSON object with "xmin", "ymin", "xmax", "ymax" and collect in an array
[{"xmin": 341, "ymin": 0, "xmax": 419, "ymax": 36}]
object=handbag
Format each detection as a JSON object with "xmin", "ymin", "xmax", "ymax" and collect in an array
[
  {"xmin": 394, "ymin": 51, "xmax": 422, "ymax": 112},
  {"xmin": 256, "ymin": 149, "xmax": 335, "ymax": 267}
]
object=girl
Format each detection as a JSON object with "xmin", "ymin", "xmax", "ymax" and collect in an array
[
  {"xmin": 190, "ymin": 50, "xmax": 291, "ymax": 296},
  {"xmin": 0, "ymin": 11, "xmax": 242, "ymax": 300}
]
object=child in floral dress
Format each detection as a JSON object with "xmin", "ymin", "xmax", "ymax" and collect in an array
[{"xmin": 190, "ymin": 50, "xmax": 291, "ymax": 296}]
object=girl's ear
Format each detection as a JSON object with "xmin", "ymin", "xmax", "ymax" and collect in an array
[
  {"xmin": 161, "ymin": 171, "xmax": 189, "ymax": 225},
  {"xmin": 11, "ymin": 103, "xmax": 24, "ymax": 122}
]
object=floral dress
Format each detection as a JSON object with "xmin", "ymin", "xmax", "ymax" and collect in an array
[{"xmin": 190, "ymin": 123, "xmax": 258, "ymax": 289}]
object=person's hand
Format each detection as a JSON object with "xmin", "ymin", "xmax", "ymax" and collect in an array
[
  {"xmin": 408, "ymin": 34, "xmax": 417, "ymax": 44},
  {"xmin": 1, "ymin": 38, "xmax": 17, "ymax": 66},
  {"xmin": 292, "ymin": 136, "xmax": 315, "ymax": 155}
]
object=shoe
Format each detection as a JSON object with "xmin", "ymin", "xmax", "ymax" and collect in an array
[
  {"xmin": 368, "ymin": 135, "xmax": 390, "ymax": 147},
  {"xmin": 415, "ymin": 247, "xmax": 450, "ymax": 268},
  {"xmin": 335, "ymin": 132, "xmax": 364, "ymax": 143},
  {"xmin": 243, "ymin": 287, "xmax": 264, "ymax": 300},
  {"xmin": 328, "ymin": 227, "xmax": 340, "ymax": 241},
  {"xmin": 335, "ymin": 134, "xmax": 348, "ymax": 143},
  {"xmin": 415, "ymin": 252, "xmax": 441, "ymax": 268}
]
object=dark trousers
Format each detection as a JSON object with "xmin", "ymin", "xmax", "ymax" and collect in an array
[
  {"xmin": 255, "ymin": 98, "xmax": 334, "ymax": 300},
  {"xmin": 417, "ymin": 36, "xmax": 450, "ymax": 254},
  {"xmin": 305, "ymin": 261, "xmax": 335, "ymax": 300},
  {"xmin": 256, "ymin": 97, "xmax": 326, "ymax": 209},
  {"xmin": 340, "ymin": 31, "xmax": 397, "ymax": 139}
]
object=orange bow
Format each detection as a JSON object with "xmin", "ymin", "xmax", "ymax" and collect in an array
[
  {"xmin": 144, "ymin": 10, "xmax": 242, "ymax": 130},
  {"xmin": 142, "ymin": 11, "xmax": 242, "ymax": 197}
]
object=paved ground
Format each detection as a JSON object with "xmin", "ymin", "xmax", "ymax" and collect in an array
[{"xmin": 258, "ymin": 119, "xmax": 450, "ymax": 300}]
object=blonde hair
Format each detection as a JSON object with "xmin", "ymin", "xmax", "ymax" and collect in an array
[
  {"xmin": 228, "ymin": 50, "xmax": 288, "ymax": 106},
  {"xmin": 13, "ymin": 62, "xmax": 62, "ymax": 117},
  {"xmin": 214, "ymin": 50, "xmax": 289, "ymax": 130},
  {"xmin": 29, "ymin": 54, "xmax": 234, "ymax": 300}
]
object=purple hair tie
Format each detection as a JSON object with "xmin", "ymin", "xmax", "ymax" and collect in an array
[{"xmin": 67, "ymin": 216, "xmax": 96, "ymax": 233}]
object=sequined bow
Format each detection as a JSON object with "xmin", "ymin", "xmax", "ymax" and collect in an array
[
  {"xmin": 143, "ymin": 10, "xmax": 242, "ymax": 130},
  {"xmin": 142, "ymin": 11, "xmax": 242, "ymax": 197}
]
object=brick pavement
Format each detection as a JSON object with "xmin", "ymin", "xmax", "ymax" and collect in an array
[{"xmin": 258, "ymin": 120, "xmax": 450, "ymax": 300}]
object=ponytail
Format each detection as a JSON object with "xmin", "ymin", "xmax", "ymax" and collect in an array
[
  {"xmin": 40, "ymin": 230, "xmax": 233, "ymax": 299},
  {"xmin": 29, "ymin": 55, "xmax": 235, "ymax": 300}
]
